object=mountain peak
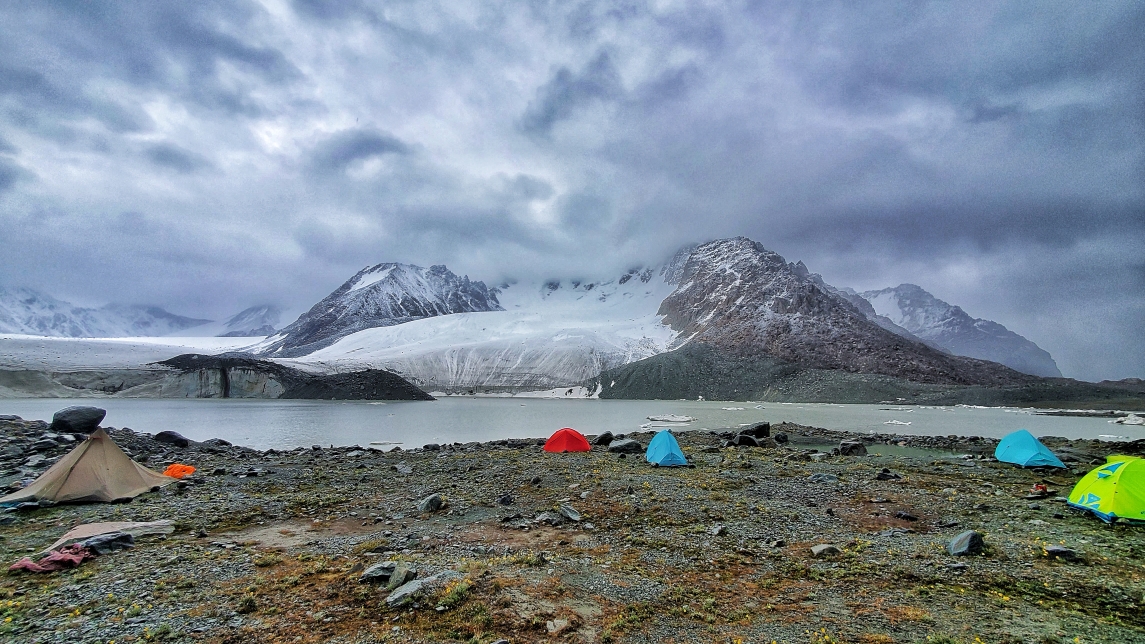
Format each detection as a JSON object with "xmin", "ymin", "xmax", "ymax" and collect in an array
[
  {"xmin": 252, "ymin": 262, "xmax": 502, "ymax": 357},
  {"xmin": 0, "ymin": 286, "xmax": 210, "ymax": 337},
  {"xmin": 860, "ymin": 284, "xmax": 1061, "ymax": 377}
]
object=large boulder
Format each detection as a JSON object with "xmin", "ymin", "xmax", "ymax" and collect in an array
[
  {"xmin": 738, "ymin": 422, "xmax": 770, "ymax": 438},
  {"xmin": 606, "ymin": 439, "xmax": 643, "ymax": 454},
  {"xmin": 385, "ymin": 570, "xmax": 459, "ymax": 607},
  {"xmin": 839, "ymin": 440, "xmax": 868, "ymax": 456},
  {"xmin": 154, "ymin": 431, "xmax": 191, "ymax": 448},
  {"xmin": 590, "ymin": 431, "xmax": 615, "ymax": 446},
  {"xmin": 49, "ymin": 406, "xmax": 106, "ymax": 434},
  {"xmin": 948, "ymin": 530, "xmax": 985, "ymax": 556},
  {"xmin": 417, "ymin": 493, "xmax": 444, "ymax": 513}
]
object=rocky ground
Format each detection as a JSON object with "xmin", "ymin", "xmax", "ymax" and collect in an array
[{"xmin": 1, "ymin": 415, "xmax": 1144, "ymax": 644}]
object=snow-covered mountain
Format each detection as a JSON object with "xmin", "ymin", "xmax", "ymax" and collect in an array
[
  {"xmin": 283, "ymin": 268, "xmax": 678, "ymax": 392},
  {"xmin": 860, "ymin": 284, "xmax": 1062, "ymax": 377},
  {"xmin": 0, "ymin": 286, "xmax": 211, "ymax": 337},
  {"xmin": 654, "ymin": 238, "xmax": 1024, "ymax": 386},
  {"xmin": 254, "ymin": 239, "xmax": 1046, "ymax": 393},
  {"xmin": 252, "ymin": 263, "xmax": 502, "ymax": 357},
  {"xmin": 218, "ymin": 305, "xmax": 281, "ymax": 337}
]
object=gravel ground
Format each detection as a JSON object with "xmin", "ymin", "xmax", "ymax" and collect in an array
[{"xmin": 1, "ymin": 415, "xmax": 1144, "ymax": 644}]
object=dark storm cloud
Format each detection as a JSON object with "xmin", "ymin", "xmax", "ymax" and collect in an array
[
  {"xmin": 520, "ymin": 52, "xmax": 624, "ymax": 136},
  {"xmin": 146, "ymin": 143, "xmax": 212, "ymax": 173},
  {"xmin": 0, "ymin": 157, "xmax": 29, "ymax": 194},
  {"xmin": 0, "ymin": 1, "xmax": 1142, "ymax": 380},
  {"xmin": 308, "ymin": 128, "xmax": 409, "ymax": 174}
]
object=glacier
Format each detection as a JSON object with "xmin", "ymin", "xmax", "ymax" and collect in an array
[{"xmin": 280, "ymin": 268, "xmax": 678, "ymax": 392}]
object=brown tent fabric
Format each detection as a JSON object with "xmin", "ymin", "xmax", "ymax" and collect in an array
[{"xmin": 0, "ymin": 429, "xmax": 175, "ymax": 504}]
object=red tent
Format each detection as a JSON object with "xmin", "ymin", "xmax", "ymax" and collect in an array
[{"xmin": 543, "ymin": 427, "xmax": 591, "ymax": 453}]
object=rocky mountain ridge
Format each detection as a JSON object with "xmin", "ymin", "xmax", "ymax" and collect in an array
[
  {"xmin": 0, "ymin": 287, "xmax": 211, "ymax": 337},
  {"xmin": 655, "ymin": 238, "xmax": 1030, "ymax": 387},
  {"xmin": 860, "ymin": 284, "xmax": 1062, "ymax": 378},
  {"xmin": 252, "ymin": 263, "xmax": 502, "ymax": 357}
]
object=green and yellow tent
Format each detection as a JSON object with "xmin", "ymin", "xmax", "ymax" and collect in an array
[{"xmin": 1068, "ymin": 456, "xmax": 1145, "ymax": 523}]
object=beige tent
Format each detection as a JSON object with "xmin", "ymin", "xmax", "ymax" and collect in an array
[{"xmin": 0, "ymin": 429, "xmax": 175, "ymax": 504}]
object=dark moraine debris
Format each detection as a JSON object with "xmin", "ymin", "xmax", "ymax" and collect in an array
[{"xmin": 157, "ymin": 354, "xmax": 434, "ymax": 401}]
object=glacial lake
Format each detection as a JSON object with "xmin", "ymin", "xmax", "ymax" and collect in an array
[{"xmin": 1, "ymin": 398, "xmax": 1139, "ymax": 451}]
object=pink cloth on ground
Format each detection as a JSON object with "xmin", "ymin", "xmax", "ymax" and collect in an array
[{"xmin": 8, "ymin": 544, "xmax": 93, "ymax": 573}]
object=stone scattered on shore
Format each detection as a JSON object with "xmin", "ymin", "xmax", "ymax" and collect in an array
[
  {"xmin": 154, "ymin": 430, "xmax": 191, "ymax": 448},
  {"xmin": 811, "ymin": 544, "xmax": 841, "ymax": 557},
  {"xmin": 948, "ymin": 530, "xmax": 985, "ymax": 556},
  {"xmin": 386, "ymin": 570, "xmax": 459, "ymax": 607},
  {"xmin": 606, "ymin": 438, "xmax": 642, "ymax": 454},
  {"xmin": 417, "ymin": 493, "xmax": 444, "ymax": 513}
]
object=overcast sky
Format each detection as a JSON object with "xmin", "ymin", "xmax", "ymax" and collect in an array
[{"xmin": 0, "ymin": 1, "xmax": 1141, "ymax": 381}]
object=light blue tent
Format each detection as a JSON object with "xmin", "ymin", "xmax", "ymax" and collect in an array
[
  {"xmin": 646, "ymin": 430, "xmax": 688, "ymax": 466},
  {"xmin": 995, "ymin": 429, "xmax": 1065, "ymax": 468}
]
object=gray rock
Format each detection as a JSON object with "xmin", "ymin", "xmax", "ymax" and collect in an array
[
  {"xmin": 423, "ymin": 443, "xmax": 441, "ymax": 451},
  {"xmin": 360, "ymin": 561, "xmax": 397, "ymax": 583},
  {"xmin": 590, "ymin": 431, "xmax": 614, "ymax": 446},
  {"xmin": 811, "ymin": 544, "xmax": 841, "ymax": 557},
  {"xmin": 534, "ymin": 511, "xmax": 565, "ymax": 526},
  {"xmin": 0, "ymin": 414, "xmax": 21, "ymax": 421},
  {"xmin": 807, "ymin": 473, "xmax": 839, "ymax": 484},
  {"xmin": 385, "ymin": 563, "xmax": 417, "ymax": 590},
  {"xmin": 773, "ymin": 432, "xmax": 789, "ymax": 444},
  {"xmin": 726, "ymin": 434, "xmax": 759, "ymax": 448},
  {"xmin": 393, "ymin": 462, "xmax": 413, "ymax": 475},
  {"xmin": 606, "ymin": 439, "xmax": 642, "ymax": 454},
  {"xmin": 876, "ymin": 468, "xmax": 902, "ymax": 480},
  {"xmin": 155, "ymin": 431, "xmax": 191, "ymax": 448},
  {"xmin": 738, "ymin": 422, "xmax": 770, "ymax": 438},
  {"xmin": 839, "ymin": 440, "xmax": 867, "ymax": 456},
  {"xmin": 558, "ymin": 503, "xmax": 581, "ymax": 522},
  {"xmin": 1043, "ymin": 545, "xmax": 1080, "ymax": 561},
  {"xmin": 385, "ymin": 570, "xmax": 459, "ymax": 607},
  {"xmin": 496, "ymin": 493, "xmax": 514, "ymax": 505},
  {"xmin": 894, "ymin": 511, "xmax": 919, "ymax": 521},
  {"xmin": 948, "ymin": 530, "xmax": 985, "ymax": 556},
  {"xmin": 31, "ymin": 439, "xmax": 58, "ymax": 452},
  {"xmin": 417, "ymin": 493, "xmax": 444, "ymax": 513},
  {"xmin": 708, "ymin": 524, "xmax": 726, "ymax": 536},
  {"xmin": 48, "ymin": 406, "xmax": 106, "ymax": 434}
]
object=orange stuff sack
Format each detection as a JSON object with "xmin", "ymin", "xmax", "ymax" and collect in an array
[{"xmin": 163, "ymin": 464, "xmax": 196, "ymax": 479}]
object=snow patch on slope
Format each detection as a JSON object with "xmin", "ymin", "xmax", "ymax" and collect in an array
[{"xmin": 282, "ymin": 270, "xmax": 677, "ymax": 390}]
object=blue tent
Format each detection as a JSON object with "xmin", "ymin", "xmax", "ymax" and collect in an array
[
  {"xmin": 995, "ymin": 429, "xmax": 1065, "ymax": 468},
  {"xmin": 646, "ymin": 430, "xmax": 688, "ymax": 466}
]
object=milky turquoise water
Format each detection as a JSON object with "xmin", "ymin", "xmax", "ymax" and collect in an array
[{"xmin": 0, "ymin": 398, "xmax": 1137, "ymax": 451}]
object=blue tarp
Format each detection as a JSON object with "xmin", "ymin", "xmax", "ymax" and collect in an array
[
  {"xmin": 646, "ymin": 430, "xmax": 688, "ymax": 466},
  {"xmin": 995, "ymin": 429, "xmax": 1065, "ymax": 468}
]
